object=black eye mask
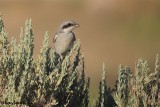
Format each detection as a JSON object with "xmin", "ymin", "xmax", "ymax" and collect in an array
[{"xmin": 62, "ymin": 23, "xmax": 73, "ymax": 29}]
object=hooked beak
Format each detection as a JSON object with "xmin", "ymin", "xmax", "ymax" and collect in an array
[{"xmin": 74, "ymin": 23, "xmax": 80, "ymax": 27}]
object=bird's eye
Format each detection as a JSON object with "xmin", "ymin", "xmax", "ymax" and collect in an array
[
  {"xmin": 68, "ymin": 23, "xmax": 72, "ymax": 26},
  {"xmin": 62, "ymin": 23, "xmax": 73, "ymax": 29}
]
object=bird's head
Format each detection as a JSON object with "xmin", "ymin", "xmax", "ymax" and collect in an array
[{"xmin": 59, "ymin": 20, "xmax": 80, "ymax": 33}]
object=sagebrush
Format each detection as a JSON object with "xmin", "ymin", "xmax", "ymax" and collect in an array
[
  {"xmin": 0, "ymin": 15, "xmax": 160, "ymax": 107},
  {"xmin": 0, "ymin": 15, "xmax": 89, "ymax": 107}
]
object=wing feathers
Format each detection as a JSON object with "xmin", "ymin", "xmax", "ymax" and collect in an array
[{"xmin": 53, "ymin": 34, "xmax": 57, "ymax": 42}]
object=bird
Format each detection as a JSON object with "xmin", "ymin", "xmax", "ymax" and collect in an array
[{"xmin": 53, "ymin": 20, "xmax": 80, "ymax": 60}]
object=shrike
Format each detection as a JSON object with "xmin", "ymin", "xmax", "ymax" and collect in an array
[{"xmin": 53, "ymin": 20, "xmax": 79, "ymax": 59}]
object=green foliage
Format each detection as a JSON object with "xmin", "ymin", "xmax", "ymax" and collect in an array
[
  {"xmin": 0, "ymin": 15, "xmax": 89, "ymax": 107},
  {"xmin": 0, "ymin": 14, "xmax": 160, "ymax": 107},
  {"xmin": 96, "ymin": 63, "xmax": 116, "ymax": 107},
  {"xmin": 114, "ymin": 65, "xmax": 132, "ymax": 107},
  {"xmin": 113, "ymin": 57, "xmax": 160, "ymax": 107},
  {"xmin": 95, "ymin": 57, "xmax": 160, "ymax": 107}
]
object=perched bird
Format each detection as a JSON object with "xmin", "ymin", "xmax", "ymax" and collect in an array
[{"xmin": 53, "ymin": 20, "xmax": 79, "ymax": 59}]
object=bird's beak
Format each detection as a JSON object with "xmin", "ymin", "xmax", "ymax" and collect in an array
[{"xmin": 75, "ymin": 23, "xmax": 80, "ymax": 27}]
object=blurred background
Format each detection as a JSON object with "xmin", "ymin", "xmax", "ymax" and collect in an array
[{"xmin": 0, "ymin": 0, "xmax": 160, "ymax": 104}]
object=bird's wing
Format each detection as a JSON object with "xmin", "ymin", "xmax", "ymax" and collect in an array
[
  {"xmin": 53, "ymin": 34, "xmax": 58, "ymax": 42},
  {"xmin": 72, "ymin": 32, "xmax": 76, "ymax": 41}
]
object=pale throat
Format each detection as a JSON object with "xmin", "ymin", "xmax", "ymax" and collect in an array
[{"xmin": 63, "ymin": 27, "xmax": 75, "ymax": 33}]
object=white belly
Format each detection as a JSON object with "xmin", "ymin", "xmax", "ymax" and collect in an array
[{"xmin": 54, "ymin": 33, "xmax": 74, "ymax": 56}]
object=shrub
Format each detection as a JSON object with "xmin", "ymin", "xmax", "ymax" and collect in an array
[
  {"xmin": 96, "ymin": 63, "xmax": 116, "ymax": 107},
  {"xmin": 0, "ymin": 15, "xmax": 89, "ymax": 107},
  {"xmin": 0, "ymin": 15, "xmax": 160, "ymax": 107},
  {"xmin": 113, "ymin": 57, "xmax": 160, "ymax": 107},
  {"xmin": 96, "ymin": 57, "xmax": 160, "ymax": 107}
]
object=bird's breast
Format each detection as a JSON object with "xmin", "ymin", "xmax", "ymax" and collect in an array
[{"xmin": 54, "ymin": 33, "xmax": 75, "ymax": 55}]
